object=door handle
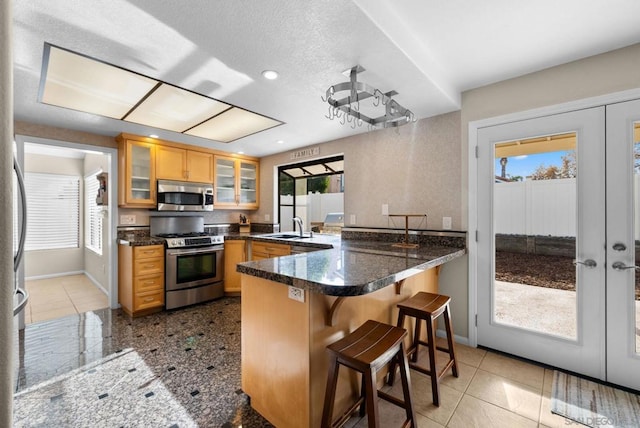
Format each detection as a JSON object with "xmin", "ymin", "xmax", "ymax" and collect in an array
[
  {"xmin": 612, "ymin": 261, "xmax": 640, "ymax": 271},
  {"xmin": 573, "ymin": 259, "xmax": 597, "ymax": 268},
  {"xmin": 612, "ymin": 242, "xmax": 627, "ymax": 251}
]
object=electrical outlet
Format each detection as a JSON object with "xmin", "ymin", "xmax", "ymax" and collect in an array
[
  {"xmin": 264, "ymin": 214, "xmax": 270, "ymax": 221},
  {"xmin": 288, "ymin": 286, "xmax": 305, "ymax": 302},
  {"xmin": 382, "ymin": 204, "xmax": 389, "ymax": 215},
  {"xmin": 350, "ymin": 214, "xmax": 356, "ymax": 224},
  {"xmin": 443, "ymin": 217, "xmax": 452, "ymax": 230},
  {"xmin": 120, "ymin": 215, "xmax": 136, "ymax": 225}
]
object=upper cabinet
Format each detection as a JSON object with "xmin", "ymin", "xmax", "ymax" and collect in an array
[
  {"xmin": 117, "ymin": 133, "xmax": 258, "ymax": 209},
  {"xmin": 214, "ymin": 155, "xmax": 259, "ymax": 210},
  {"xmin": 118, "ymin": 136, "xmax": 156, "ymax": 208},
  {"xmin": 187, "ymin": 151, "xmax": 214, "ymax": 183},
  {"xmin": 156, "ymin": 146, "xmax": 214, "ymax": 183}
]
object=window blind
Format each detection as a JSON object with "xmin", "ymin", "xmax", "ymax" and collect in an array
[
  {"xmin": 25, "ymin": 172, "xmax": 80, "ymax": 251},
  {"xmin": 84, "ymin": 173, "xmax": 102, "ymax": 255}
]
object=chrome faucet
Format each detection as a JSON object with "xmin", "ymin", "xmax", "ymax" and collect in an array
[{"xmin": 293, "ymin": 216, "xmax": 304, "ymax": 237}]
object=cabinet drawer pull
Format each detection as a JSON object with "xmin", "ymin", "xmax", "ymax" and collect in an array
[
  {"xmin": 143, "ymin": 250, "xmax": 155, "ymax": 254},
  {"xmin": 143, "ymin": 297, "xmax": 154, "ymax": 302},
  {"xmin": 144, "ymin": 280, "xmax": 155, "ymax": 285},
  {"xmin": 144, "ymin": 264, "xmax": 155, "ymax": 268}
]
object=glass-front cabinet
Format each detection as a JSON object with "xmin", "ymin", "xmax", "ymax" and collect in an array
[
  {"xmin": 214, "ymin": 155, "xmax": 259, "ymax": 209},
  {"xmin": 118, "ymin": 137, "xmax": 156, "ymax": 207}
]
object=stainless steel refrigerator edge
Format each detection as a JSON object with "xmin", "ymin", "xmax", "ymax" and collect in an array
[{"xmin": 1, "ymin": 0, "xmax": 15, "ymax": 423}]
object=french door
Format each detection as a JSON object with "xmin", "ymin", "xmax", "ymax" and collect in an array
[{"xmin": 477, "ymin": 101, "xmax": 640, "ymax": 389}]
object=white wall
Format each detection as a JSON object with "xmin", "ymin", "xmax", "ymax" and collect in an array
[
  {"xmin": 24, "ymin": 153, "xmax": 84, "ymax": 278},
  {"xmin": 83, "ymin": 153, "xmax": 109, "ymax": 291}
]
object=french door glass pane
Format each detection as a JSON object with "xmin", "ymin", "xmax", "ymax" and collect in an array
[{"xmin": 493, "ymin": 132, "xmax": 577, "ymax": 339}]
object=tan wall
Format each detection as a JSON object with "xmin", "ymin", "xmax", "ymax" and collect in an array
[
  {"xmin": 461, "ymin": 42, "xmax": 640, "ymax": 227},
  {"xmin": 14, "ymin": 121, "xmax": 117, "ymax": 149},
  {"xmin": 24, "ymin": 153, "xmax": 85, "ymax": 278},
  {"xmin": 256, "ymin": 111, "xmax": 463, "ymax": 231}
]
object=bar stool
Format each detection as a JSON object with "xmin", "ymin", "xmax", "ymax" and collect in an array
[
  {"xmin": 321, "ymin": 319, "xmax": 417, "ymax": 428},
  {"xmin": 387, "ymin": 292, "xmax": 458, "ymax": 407}
]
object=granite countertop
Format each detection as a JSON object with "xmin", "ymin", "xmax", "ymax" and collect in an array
[
  {"xmin": 118, "ymin": 236, "xmax": 166, "ymax": 246},
  {"xmin": 236, "ymin": 240, "xmax": 466, "ymax": 296}
]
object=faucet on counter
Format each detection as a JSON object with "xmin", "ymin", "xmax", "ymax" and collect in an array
[{"xmin": 293, "ymin": 216, "xmax": 304, "ymax": 237}]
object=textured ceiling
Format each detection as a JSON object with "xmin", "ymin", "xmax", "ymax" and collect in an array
[{"xmin": 13, "ymin": 0, "xmax": 640, "ymax": 157}]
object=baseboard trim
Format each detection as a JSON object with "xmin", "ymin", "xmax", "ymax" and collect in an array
[
  {"xmin": 436, "ymin": 329, "xmax": 469, "ymax": 346},
  {"xmin": 84, "ymin": 271, "xmax": 108, "ymax": 296},
  {"xmin": 25, "ymin": 271, "xmax": 84, "ymax": 281}
]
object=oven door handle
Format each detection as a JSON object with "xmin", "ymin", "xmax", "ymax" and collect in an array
[{"xmin": 167, "ymin": 246, "xmax": 224, "ymax": 256}]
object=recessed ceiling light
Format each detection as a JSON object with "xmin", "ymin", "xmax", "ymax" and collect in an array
[
  {"xmin": 262, "ymin": 70, "xmax": 278, "ymax": 80},
  {"xmin": 276, "ymin": 140, "xmax": 284, "ymax": 144},
  {"xmin": 237, "ymin": 151, "xmax": 244, "ymax": 154},
  {"xmin": 149, "ymin": 134, "xmax": 159, "ymax": 138}
]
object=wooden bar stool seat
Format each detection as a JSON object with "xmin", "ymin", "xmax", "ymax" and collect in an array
[
  {"xmin": 387, "ymin": 292, "xmax": 458, "ymax": 407},
  {"xmin": 321, "ymin": 319, "xmax": 417, "ymax": 428}
]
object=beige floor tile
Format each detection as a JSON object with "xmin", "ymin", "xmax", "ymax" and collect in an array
[
  {"xmin": 69, "ymin": 293, "xmax": 107, "ymax": 305},
  {"xmin": 437, "ymin": 337, "xmax": 487, "ymax": 368},
  {"xmin": 74, "ymin": 301, "xmax": 109, "ymax": 314},
  {"xmin": 351, "ymin": 396, "xmax": 445, "ymax": 428},
  {"xmin": 408, "ymin": 352, "xmax": 477, "ymax": 394},
  {"xmin": 31, "ymin": 307, "xmax": 77, "ymax": 323},
  {"xmin": 26, "ymin": 274, "xmax": 107, "ymax": 325},
  {"xmin": 539, "ymin": 394, "xmax": 572, "ymax": 428},
  {"xmin": 542, "ymin": 369, "xmax": 554, "ymax": 394},
  {"xmin": 479, "ymin": 351, "xmax": 545, "ymax": 390},
  {"xmin": 448, "ymin": 395, "xmax": 538, "ymax": 428},
  {"xmin": 29, "ymin": 299, "xmax": 74, "ymax": 312},
  {"xmin": 388, "ymin": 370, "xmax": 463, "ymax": 425},
  {"xmin": 466, "ymin": 369, "xmax": 541, "ymax": 422}
]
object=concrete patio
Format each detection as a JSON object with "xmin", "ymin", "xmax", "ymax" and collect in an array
[{"xmin": 494, "ymin": 281, "xmax": 640, "ymax": 350}]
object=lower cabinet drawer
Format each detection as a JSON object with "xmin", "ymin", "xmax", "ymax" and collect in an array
[
  {"xmin": 134, "ymin": 290, "xmax": 164, "ymax": 311},
  {"xmin": 134, "ymin": 258, "xmax": 163, "ymax": 276},
  {"xmin": 134, "ymin": 274, "xmax": 164, "ymax": 293}
]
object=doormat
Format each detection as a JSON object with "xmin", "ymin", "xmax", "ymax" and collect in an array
[
  {"xmin": 551, "ymin": 370, "xmax": 640, "ymax": 427},
  {"xmin": 13, "ymin": 348, "xmax": 197, "ymax": 428}
]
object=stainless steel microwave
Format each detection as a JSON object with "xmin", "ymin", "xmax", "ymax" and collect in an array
[{"xmin": 157, "ymin": 180, "xmax": 214, "ymax": 211}]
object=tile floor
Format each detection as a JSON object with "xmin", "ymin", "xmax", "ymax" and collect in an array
[
  {"xmin": 24, "ymin": 274, "xmax": 108, "ymax": 324},
  {"xmin": 13, "ymin": 296, "xmax": 600, "ymax": 427}
]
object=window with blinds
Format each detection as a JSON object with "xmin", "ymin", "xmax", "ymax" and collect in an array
[
  {"xmin": 84, "ymin": 172, "xmax": 102, "ymax": 255},
  {"xmin": 25, "ymin": 172, "xmax": 80, "ymax": 251}
]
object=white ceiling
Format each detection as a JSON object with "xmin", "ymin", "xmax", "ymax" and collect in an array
[{"xmin": 13, "ymin": 0, "xmax": 640, "ymax": 157}]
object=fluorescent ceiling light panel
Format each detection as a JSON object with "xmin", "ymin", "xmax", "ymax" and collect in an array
[
  {"xmin": 40, "ymin": 45, "xmax": 157, "ymax": 119},
  {"xmin": 185, "ymin": 107, "xmax": 282, "ymax": 143},
  {"xmin": 124, "ymin": 84, "xmax": 230, "ymax": 132},
  {"xmin": 39, "ymin": 44, "xmax": 284, "ymax": 144}
]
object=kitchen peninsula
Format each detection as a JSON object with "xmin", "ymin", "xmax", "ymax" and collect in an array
[{"xmin": 237, "ymin": 234, "xmax": 465, "ymax": 428}]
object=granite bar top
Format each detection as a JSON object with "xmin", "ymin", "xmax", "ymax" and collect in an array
[{"xmin": 236, "ymin": 240, "xmax": 466, "ymax": 296}]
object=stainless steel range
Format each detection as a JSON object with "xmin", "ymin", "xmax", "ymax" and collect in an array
[{"xmin": 150, "ymin": 216, "xmax": 224, "ymax": 310}]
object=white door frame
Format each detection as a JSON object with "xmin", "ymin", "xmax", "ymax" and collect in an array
[
  {"xmin": 468, "ymin": 87, "xmax": 640, "ymax": 348},
  {"xmin": 14, "ymin": 135, "xmax": 119, "ymax": 309}
]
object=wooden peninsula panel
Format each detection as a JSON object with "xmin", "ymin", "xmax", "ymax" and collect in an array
[{"xmin": 241, "ymin": 267, "xmax": 438, "ymax": 428}]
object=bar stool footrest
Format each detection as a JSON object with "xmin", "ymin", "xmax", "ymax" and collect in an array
[{"xmin": 330, "ymin": 397, "xmax": 364, "ymax": 428}]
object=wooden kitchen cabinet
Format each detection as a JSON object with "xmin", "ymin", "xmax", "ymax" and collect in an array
[
  {"xmin": 214, "ymin": 155, "xmax": 259, "ymax": 209},
  {"xmin": 117, "ymin": 136, "xmax": 156, "ymax": 208},
  {"xmin": 224, "ymin": 239, "xmax": 247, "ymax": 294},
  {"xmin": 156, "ymin": 146, "xmax": 214, "ymax": 183},
  {"xmin": 118, "ymin": 244, "xmax": 165, "ymax": 316},
  {"xmin": 251, "ymin": 241, "xmax": 290, "ymax": 260}
]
